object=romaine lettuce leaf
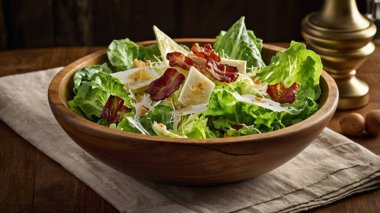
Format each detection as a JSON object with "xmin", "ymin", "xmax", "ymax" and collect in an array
[
  {"xmin": 70, "ymin": 84, "xmax": 108, "ymax": 121},
  {"xmin": 226, "ymin": 124, "xmax": 260, "ymax": 137},
  {"xmin": 69, "ymin": 64, "xmax": 131, "ymax": 121},
  {"xmin": 283, "ymin": 97, "xmax": 319, "ymax": 125},
  {"xmin": 204, "ymin": 86, "xmax": 319, "ymax": 137},
  {"xmin": 117, "ymin": 118, "xmax": 140, "ymax": 133},
  {"xmin": 138, "ymin": 104, "xmax": 210, "ymax": 139},
  {"xmin": 73, "ymin": 64, "xmax": 111, "ymax": 94},
  {"xmin": 177, "ymin": 114, "xmax": 210, "ymax": 139},
  {"xmin": 247, "ymin": 30, "xmax": 263, "ymax": 52},
  {"xmin": 139, "ymin": 104, "xmax": 174, "ymax": 134},
  {"xmin": 205, "ymin": 88, "xmax": 289, "ymax": 134},
  {"xmin": 257, "ymin": 41, "xmax": 322, "ymax": 101},
  {"xmin": 152, "ymin": 122, "xmax": 187, "ymax": 138},
  {"xmin": 213, "ymin": 17, "xmax": 265, "ymax": 68},
  {"xmin": 107, "ymin": 38, "xmax": 161, "ymax": 71},
  {"xmin": 224, "ymin": 76, "xmax": 257, "ymax": 95},
  {"xmin": 98, "ymin": 112, "xmax": 142, "ymax": 134}
]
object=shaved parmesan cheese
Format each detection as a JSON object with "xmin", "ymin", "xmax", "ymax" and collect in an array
[
  {"xmin": 126, "ymin": 117, "xmax": 150, "ymax": 135},
  {"xmin": 172, "ymin": 111, "xmax": 181, "ymax": 132},
  {"xmin": 230, "ymin": 92, "xmax": 293, "ymax": 113},
  {"xmin": 111, "ymin": 67, "xmax": 159, "ymax": 91},
  {"xmin": 149, "ymin": 61, "xmax": 167, "ymax": 74},
  {"xmin": 131, "ymin": 94, "xmax": 160, "ymax": 119},
  {"xmin": 153, "ymin": 26, "xmax": 189, "ymax": 65},
  {"xmin": 152, "ymin": 122, "xmax": 187, "ymax": 138},
  {"xmin": 237, "ymin": 74, "xmax": 268, "ymax": 97},
  {"xmin": 252, "ymin": 78, "xmax": 268, "ymax": 97},
  {"xmin": 176, "ymin": 104, "xmax": 208, "ymax": 115},
  {"xmin": 220, "ymin": 58, "xmax": 247, "ymax": 73},
  {"xmin": 171, "ymin": 103, "xmax": 208, "ymax": 132},
  {"xmin": 178, "ymin": 67, "xmax": 215, "ymax": 106}
]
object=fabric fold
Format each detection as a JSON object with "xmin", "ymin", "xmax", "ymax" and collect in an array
[{"xmin": 1, "ymin": 68, "xmax": 379, "ymax": 213}]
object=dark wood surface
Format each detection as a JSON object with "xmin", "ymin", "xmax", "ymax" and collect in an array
[
  {"xmin": 1, "ymin": 0, "xmax": 352, "ymax": 50},
  {"xmin": 0, "ymin": 44, "xmax": 379, "ymax": 212},
  {"xmin": 0, "ymin": 0, "xmax": 6, "ymax": 50}
]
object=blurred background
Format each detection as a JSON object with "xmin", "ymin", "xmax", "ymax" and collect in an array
[{"xmin": 0, "ymin": 0, "xmax": 374, "ymax": 50}]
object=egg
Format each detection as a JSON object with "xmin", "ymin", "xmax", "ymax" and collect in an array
[
  {"xmin": 365, "ymin": 110, "xmax": 380, "ymax": 136},
  {"xmin": 339, "ymin": 113, "xmax": 365, "ymax": 136}
]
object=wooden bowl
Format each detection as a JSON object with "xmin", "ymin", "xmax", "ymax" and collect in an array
[{"xmin": 48, "ymin": 39, "xmax": 338, "ymax": 185}]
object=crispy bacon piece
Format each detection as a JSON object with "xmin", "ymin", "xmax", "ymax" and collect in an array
[
  {"xmin": 267, "ymin": 82, "xmax": 301, "ymax": 104},
  {"xmin": 166, "ymin": 51, "xmax": 238, "ymax": 83},
  {"xmin": 101, "ymin": 95, "xmax": 131, "ymax": 124},
  {"xmin": 205, "ymin": 59, "xmax": 239, "ymax": 83},
  {"xmin": 232, "ymin": 124, "xmax": 244, "ymax": 130},
  {"xmin": 166, "ymin": 52, "xmax": 194, "ymax": 70},
  {"xmin": 147, "ymin": 68, "xmax": 185, "ymax": 101},
  {"xmin": 167, "ymin": 52, "xmax": 207, "ymax": 74},
  {"xmin": 191, "ymin": 43, "xmax": 221, "ymax": 62}
]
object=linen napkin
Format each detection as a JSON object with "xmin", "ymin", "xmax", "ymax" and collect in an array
[{"xmin": 1, "ymin": 67, "xmax": 380, "ymax": 213}]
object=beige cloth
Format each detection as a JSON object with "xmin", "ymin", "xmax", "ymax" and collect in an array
[{"xmin": 1, "ymin": 68, "xmax": 380, "ymax": 213}]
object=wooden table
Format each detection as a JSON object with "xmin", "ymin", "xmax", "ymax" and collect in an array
[{"xmin": 0, "ymin": 45, "xmax": 379, "ymax": 212}]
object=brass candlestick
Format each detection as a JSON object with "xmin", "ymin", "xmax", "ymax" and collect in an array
[{"xmin": 301, "ymin": 0, "xmax": 377, "ymax": 109}]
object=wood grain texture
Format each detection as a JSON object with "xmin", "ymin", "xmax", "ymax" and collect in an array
[
  {"xmin": 0, "ymin": 47, "xmax": 118, "ymax": 213},
  {"xmin": 52, "ymin": 0, "xmax": 83, "ymax": 46},
  {"xmin": 180, "ymin": 0, "xmax": 323, "ymax": 41},
  {"xmin": 3, "ymin": 0, "xmax": 55, "ymax": 49},
  {"xmin": 327, "ymin": 52, "xmax": 380, "ymax": 155},
  {"xmin": 0, "ymin": 47, "xmax": 102, "ymax": 75},
  {"xmin": 0, "ymin": 122, "xmax": 36, "ymax": 213},
  {"xmin": 0, "ymin": 44, "xmax": 379, "ymax": 212},
  {"xmin": 1, "ymin": 0, "xmax": 336, "ymax": 50},
  {"xmin": 1, "ymin": 0, "xmax": 371, "ymax": 50},
  {"xmin": 0, "ymin": 0, "xmax": 6, "ymax": 50}
]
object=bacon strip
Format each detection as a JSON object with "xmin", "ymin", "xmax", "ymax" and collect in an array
[
  {"xmin": 205, "ymin": 59, "xmax": 238, "ymax": 83},
  {"xmin": 166, "ymin": 52, "xmax": 194, "ymax": 70},
  {"xmin": 101, "ymin": 95, "xmax": 131, "ymax": 124},
  {"xmin": 191, "ymin": 43, "xmax": 221, "ymax": 62},
  {"xmin": 267, "ymin": 82, "xmax": 300, "ymax": 104},
  {"xmin": 166, "ymin": 51, "xmax": 238, "ymax": 83},
  {"xmin": 232, "ymin": 124, "xmax": 243, "ymax": 130},
  {"xmin": 147, "ymin": 68, "xmax": 185, "ymax": 101}
]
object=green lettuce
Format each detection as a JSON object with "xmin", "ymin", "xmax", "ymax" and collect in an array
[
  {"xmin": 177, "ymin": 114, "xmax": 211, "ymax": 139},
  {"xmin": 204, "ymin": 87, "xmax": 319, "ymax": 136},
  {"xmin": 257, "ymin": 41, "xmax": 322, "ymax": 101},
  {"xmin": 68, "ymin": 85, "xmax": 108, "ymax": 121},
  {"xmin": 137, "ymin": 104, "xmax": 215, "ymax": 139},
  {"xmin": 73, "ymin": 64, "xmax": 111, "ymax": 93},
  {"xmin": 226, "ymin": 124, "xmax": 260, "ymax": 137},
  {"xmin": 213, "ymin": 17, "xmax": 265, "ymax": 68},
  {"xmin": 139, "ymin": 104, "xmax": 174, "ymax": 134},
  {"xmin": 284, "ymin": 97, "xmax": 319, "ymax": 125},
  {"xmin": 152, "ymin": 122, "xmax": 187, "ymax": 138},
  {"xmin": 205, "ymin": 89, "xmax": 290, "ymax": 134},
  {"xmin": 69, "ymin": 64, "xmax": 131, "ymax": 121},
  {"xmin": 223, "ymin": 76, "xmax": 257, "ymax": 95},
  {"xmin": 107, "ymin": 38, "xmax": 161, "ymax": 71},
  {"xmin": 117, "ymin": 116, "xmax": 147, "ymax": 134}
]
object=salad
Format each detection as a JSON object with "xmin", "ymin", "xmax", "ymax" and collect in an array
[{"xmin": 68, "ymin": 17, "xmax": 322, "ymax": 139}]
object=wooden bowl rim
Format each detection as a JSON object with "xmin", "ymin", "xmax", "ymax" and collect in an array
[{"xmin": 48, "ymin": 39, "xmax": 339, "ymax": 144}]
